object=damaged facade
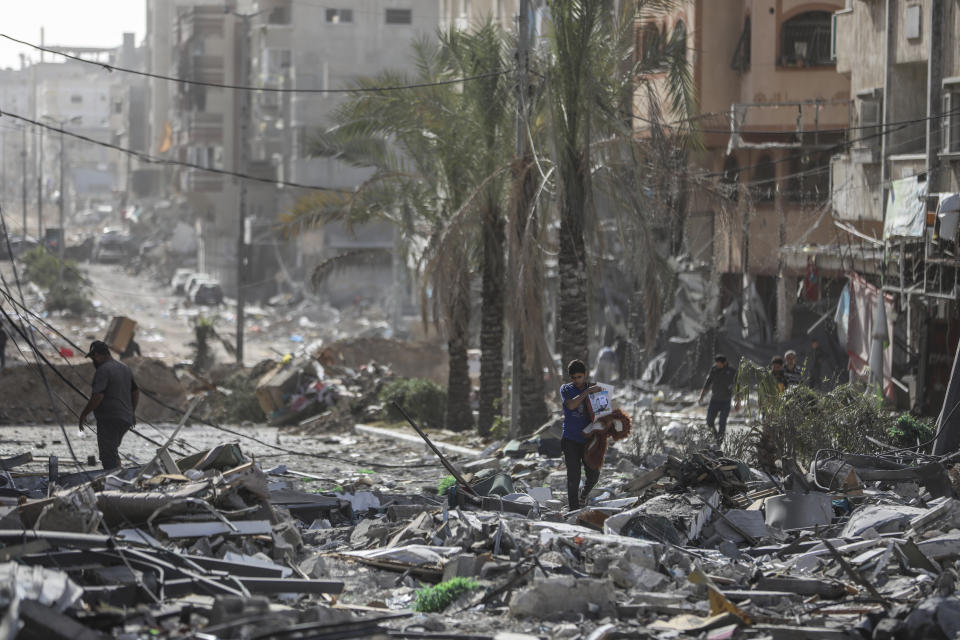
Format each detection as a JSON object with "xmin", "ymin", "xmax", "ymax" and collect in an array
[{"xmin": 647, "ymin": 0, "xmax": 959, "ymax": 413}]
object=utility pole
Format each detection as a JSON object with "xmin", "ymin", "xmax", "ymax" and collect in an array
[
  {"xmin": 37, "ymin": 128, "xmax": 43, "ymax": 240},
  {"xmin": 21, "ymin": 127, "xmax": 27, "ymax": 238},
  {"xmin": 509, "ymin": 0, "xmax": 531, "ymax": 433},
  {"xmin": 57, "ymin": 124, "xmax": 65, "ymax": 281},
  {"xmin": 235, "ymin": 12, "xmax": 251, "ymax": 365}
]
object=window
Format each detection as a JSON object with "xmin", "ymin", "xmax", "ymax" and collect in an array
[
  {"xmin": 905, "ymin": 4, "xmax": 921, "ymax": 40},
  {"xmin": 752, "ymin": 155, "xmax": 775, "ymax": 202},
  {"xmin": 113, "ymin": 100, "xmax": 123, "ymax": 114},
  {"xmin": 859, "ymin": 95, "xmax": 882, "ymax": 144},
  {"xmin": 386, "ymin": 8, "xmax": 413, "ymax": 24},
  {"xmin": 70, "ymin": 94, "xmax": 83, "ymax": 104},
  {"xmin": 944, "ymin": 81, "xmax": 960, "ymax": 154},
  {"xmin": 731, "ymin": 16, "xmax": 751, "ymax": 72},
  {"xmin": 721, "ymin": 155, "xmax": 740, "ymax": 203},
  {"xmin": 675, "ymin": 19, "xmax": 687, "ymax": 56},
  {"xmin": 641, "ymin": 22, "xmax": 663, "ymax": 70},
  {"xmin": 267, "ymin": 6, "xmax": 291, "ymax": 24},
  {"xmin": 787, "ymin": 151, "xmax": 830, "ymax": 203},
  {"xmin": 325, "ymin": 8, "xmax": 353, "ymax": 24},
  {"xmin": 779, "ymin": 11, "xmax": 834, "ymax": 67}
]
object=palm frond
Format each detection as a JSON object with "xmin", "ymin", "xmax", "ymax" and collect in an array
[{"xmin": 311, "ymin": 248, "xmax": 393, "ymax": 291}]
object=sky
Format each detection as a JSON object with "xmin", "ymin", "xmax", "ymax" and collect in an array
[{"xmin": 0, "ymin": 0, "xmax": 146, "ymax": 70}]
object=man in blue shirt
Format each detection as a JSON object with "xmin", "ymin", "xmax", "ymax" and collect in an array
[{"xmin": 561, "ymin": 359, "xmax": 602, "ymax": 510}]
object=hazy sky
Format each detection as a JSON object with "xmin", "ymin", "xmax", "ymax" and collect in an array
[{"xmin": 0, "ymin": 0, "xmax": 146, "ymax": 70}]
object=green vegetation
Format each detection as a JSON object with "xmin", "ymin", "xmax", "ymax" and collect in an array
[
  {"xmin": 887, "ymin": 414, "xmax": 935, "ymax": 448},
  {"xmin": 734, "ymin": 360, "xmax": 928, "ymax": 465},
  {"xmin": 413, "ymin": 577, "xmax": 480, "ymax": 613},
  {"xmin": 436, "ymin": 475, "xmax": 457, "ymax": 496},
  {"xmin": 379, "ymin": 377, "xmax": 447, "ymax": 429},
  {"xmin": 20, "ymin": 247, "xmax": 91, "ymax": 314}
]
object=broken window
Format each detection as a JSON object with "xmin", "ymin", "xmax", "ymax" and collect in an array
[
  {"xmin": 721, "ymin": 155, "xmax": 740, "ymax": 203},
  {"xmin": 751, "ymin": 154, "xmax": 775, "ymax": 202},
  {"xmin": 779, "ymin": 11, "xmax": 833, "ymax": 67},
  {"xmin": 730, "ymin": 16, "xmax": 751, "ymax": 72},
  {"xmin": 786, "ymin": 150, "xmax": 830, "ymax": 204}
]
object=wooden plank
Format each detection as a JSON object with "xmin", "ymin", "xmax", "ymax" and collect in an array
[{"xmin": 0, "ymin": 452, "xmax": 33, "ymax": 470}]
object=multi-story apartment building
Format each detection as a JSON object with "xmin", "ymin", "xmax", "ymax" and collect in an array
[
  {"xmin": 830, "ymin": 0, "xmax": 960, "ymax": 413},
  {"xmin": 641, "ymin": 0, "xmax": 849, "ymax": 343},
  {"xmin": 0, "ymin": 35, "xmax": 145, "ymax": 236},
  {"xmin": 146, "ymin": 0, "xmax": 444, "ymax": 301}
]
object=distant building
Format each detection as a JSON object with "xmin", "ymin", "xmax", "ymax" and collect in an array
[{"xmin": 0, "ymin": 35, "xmax": 146, "ymax": 233}]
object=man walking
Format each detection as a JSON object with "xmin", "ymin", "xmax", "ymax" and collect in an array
[
  {"xmin": 78, "ymin": 341, "xmax": 139, "ymax": 470},
  {"xmin": 698, "ymin": 354, "xmax": 737, "ymax": 446},
  {"xmin": 560, "ymin": 359, "xmax": 602, "ymax": 511}
]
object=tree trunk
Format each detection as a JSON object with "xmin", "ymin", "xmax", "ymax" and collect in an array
[
  {"xmin": 515, "ymin": 328, "xmax": 549, "ymax": 434},
  {"xmin": 478, "ymin": 204, "xmax": 505, "ymax": 437},
  {"xmin": 446, "ymin": 269, "xmax": 474, "ymax": 431},
  {"xmin": 508, "ymin": 156, "xmax": 550, "ymax": 438},
  {"xmin": 556, "ymin": 149, "xmax": 590, "ymax": 368}
]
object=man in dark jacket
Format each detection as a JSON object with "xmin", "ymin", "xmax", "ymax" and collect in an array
[
  {"xmin": 78, "ymin": 341, "xmax": 139, "ymax": 470},
  {"xmin": 699, "ymin": 354, "xmax": 737, "ymax": 446}
]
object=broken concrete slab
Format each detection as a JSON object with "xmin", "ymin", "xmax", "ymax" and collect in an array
[
  {"xmin": 841, "ymin": 504, "xmax": 926, "ymax": 538},
  {"xmin": 509, "ymin": 576, "xmax": 617, "ymax": 619},
  {"xmin": 764, "ymin": 491, "xmax": 833, "ymax": 530},
  {"xmin": 603, "ymin": 488, "xmax": 719, "ymax": 545}
]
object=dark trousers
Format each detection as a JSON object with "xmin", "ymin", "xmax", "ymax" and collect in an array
[
  {"xmin": 96, "ymin": 418, "xmax": 130, "ymax": 470},
  {"xmin": 706, "ymin": 398, "xmax": 731, "ymax": 443},
  {"xmin": 561, "ymin": 438, "xmax": 600, "ymax": 510}
]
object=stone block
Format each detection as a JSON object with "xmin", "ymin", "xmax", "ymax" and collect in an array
[{"xmin": 509, "ymin": 576, "xmax": 617, "ymax": 619}]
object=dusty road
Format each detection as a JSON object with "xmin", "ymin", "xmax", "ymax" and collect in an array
[{"xmin": 1, "ymin": 260, "xmax": 284, "ymax": 366}]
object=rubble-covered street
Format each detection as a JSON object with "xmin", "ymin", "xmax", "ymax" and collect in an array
[
  {"xmin": 3, "ymin": 375, "xmax": 960, "ymax": 639},
  {"xmin": 3, "ymin": 0, "xmax": 960, "ymax": 637}
]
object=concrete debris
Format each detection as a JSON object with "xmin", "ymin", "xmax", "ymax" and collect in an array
[{"xmin": 3, "ymin": 387, "xmax": 960, "ymax": 638}]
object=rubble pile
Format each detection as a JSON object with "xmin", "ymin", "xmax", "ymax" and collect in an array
[
  {"xmin": 0, "ymin": 358, "xmax": 186, "ymax": 425},
  {"xmin": 4, "ymin": 406, "xmax": 960, "ymax": 639}
]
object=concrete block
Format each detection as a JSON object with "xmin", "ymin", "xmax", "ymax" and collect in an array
[
  {"xmin": 509, "ymin": 576, "xmax": 617, "ymax": 619},
  {"xmin": 713, "ymin": 509, "xmax": 769, "ymax": 542}
]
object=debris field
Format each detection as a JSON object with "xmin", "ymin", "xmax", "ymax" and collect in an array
[{"xmin": 2, "ymin": 402, "xmax": 960, "ymax": 640}]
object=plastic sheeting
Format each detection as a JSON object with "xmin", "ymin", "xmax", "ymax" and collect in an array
[
  {"xmin": 841, "ymin": 272, "xmax": 895, "ymax": 399},
  {"xmin": 883, "ymin": 175, "xmax": 929, "ymax": 240}
]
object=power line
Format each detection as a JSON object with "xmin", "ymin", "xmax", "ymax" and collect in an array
[
  {"xmin": 0, "ymin": 33, "xmax": 513, "ymax": 95},
  {"xmin": 0, "ymin": 108, "xmax": 350, "ymax": 193}
]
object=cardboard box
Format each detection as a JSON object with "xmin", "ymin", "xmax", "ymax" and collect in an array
[
  {"xmin": 104, "ymin": 316, "xmax": 137, "ymax": 353},
  {"xmin": 255, "ymin": 364, "xmax": 302, "ymax": 414}
]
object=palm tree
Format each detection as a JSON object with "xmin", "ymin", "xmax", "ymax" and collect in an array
[
  {"xmin": 540, "ymin": 0, "xmax": 697, "ymax": 370},
  {"xmin": 286, "ymin": 28, "xmax": 513, "ymax": 433},
  {"xmin": 439, "ymin": 26, "xmax": 513, "ymax": 437}
]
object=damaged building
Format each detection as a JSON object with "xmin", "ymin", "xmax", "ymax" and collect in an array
[{"xmin": 641, "ymin": 0, "xmax": 960, "ymax": 414}]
